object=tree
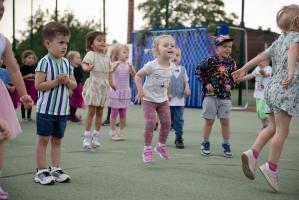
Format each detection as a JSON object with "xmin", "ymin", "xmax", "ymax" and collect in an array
[
  {"xmin": 15, "ymin": 8, "xmax": 100, "ymax": 63},
  {"xmin": 137, "ymin": 0, "xmax": 238, "ymax": 29}
]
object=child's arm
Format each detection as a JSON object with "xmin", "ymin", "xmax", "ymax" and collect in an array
[
  {"xmin": 82, "ymin": 62, "xmax": 94, "ymax": 72},
  {"xmin": 110, "ymin": 61, "xmax": 121, "ymax": 72},
  {"xmin": 240, "ymin": 74, "xmax": 255, "ymax": 81},
  {"xmin": 108, "ymin": 72, "xmax": 117, "ymax": 90},
  {"xmin": 232, "ymin": 51, "xmax": 270, "ymax": 83},
  {"xmin": 35, "ymin": 72, "xmax": 67, "ymax": 91},
  {"xmin": 3, "ymin": 38, "xmax": 33, "ymax": 108},
  {"xmin": 184, "ymin": 81, "xmax": 191, "ymax": 96},
  {"xmin": 66, "ymin": 75, "xmax": 77, "ymax": 90},
  {"xmin": 128, "ymin": 63, "xmax": 136, "ymax": 76},
  {"xmin": 0, "ymin": 118, "xmax": 10, "ymax": 139},
  {"xmin": 282, "ymin": 42, "xmax": 299, "ymax": 88},
  {"xmin": 135, "ymin": 69, "xmax": 146, "ymax": 104}
]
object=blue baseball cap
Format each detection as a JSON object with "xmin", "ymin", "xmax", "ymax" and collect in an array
[{"xmin": 214, "ymin": 35, "xmax": 234, "ymax": 46}]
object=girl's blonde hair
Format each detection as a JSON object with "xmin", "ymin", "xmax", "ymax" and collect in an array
[
  {"xmin": 151, "ymin": 34, "xmax": 175, "ymax": 57},
  {"xmin": 21, "ymin": 50, "xmax": 38, "ymax": 64},
  {"xmin": 67, "ymin": 51, "xmax": 80, "ymax": 61},
  {"xmin": 276, "ymin": 4, "xmax": 299, "ymax": 32},
  {"xmin": 110, "ymin": 43, "xmax": 129, "ymax": 62}
]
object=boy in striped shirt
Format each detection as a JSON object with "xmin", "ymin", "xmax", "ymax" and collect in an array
[{"xmin": 34, "ymin": 22, "xmax": 77, "ymax": 185}]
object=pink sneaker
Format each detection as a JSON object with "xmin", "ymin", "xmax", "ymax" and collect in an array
[
  {"xmin": 0, "ymin": 186, "xmax": 8, "ymax": 200},
  {"xmin": 154, "ymin": 143, "xmax": 169, "ymax": 160},
  {"xmin": 143, "ymin": 146, "xmax": 153, "ymax": 163},
  {"xmin": 259, "ymin": 162, "xmax": 279, "ymax": 192},
  {"xmin": 241, "ymin": 149, "xmax": 257, "ymax": 180}
]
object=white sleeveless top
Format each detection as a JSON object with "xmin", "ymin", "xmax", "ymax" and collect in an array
[{"xmin": 0, "ymin": 33, "xmax": 6, "ymax": 57}]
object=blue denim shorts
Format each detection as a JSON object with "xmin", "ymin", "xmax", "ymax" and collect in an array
[{"xmin": 36, "ymin": 113, "xmax": 67, "ymax": 138}]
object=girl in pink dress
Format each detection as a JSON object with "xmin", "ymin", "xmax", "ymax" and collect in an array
[
  {"xmin": 0, "ymin": 1, "xmax": 33, "ymax": 198},
  {"xmin": 108, "ymin": 44, "xmax": 136, "ymax": 140}
]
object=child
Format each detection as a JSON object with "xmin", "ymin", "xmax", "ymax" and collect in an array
[
  {"xmin": 20, "ymin": 50, "xmax": 38, "ymax": 121},
  {"xmin": 240, "ymin": 58, "xmax": 272, "ymax": 129},
  {"xmin": 67, "ymin": 51, "xmax": 84, "ymax": 122},
  {"xmin": 82, "ymin": 31, "xmax": 117, "ymax": 150},
  {"xmin": 169, "ymin": 47, "xmax": 191, "ymax": 149},
  {"xmin": 195, "ymin": 35, "xmax": 237, "ymax": 158},
  {"xmin": 108, "ymin": 44, "xmax": 136, "ymax": 141},
  {"xmin": 34, "ymin": 21, "xmax": 77, "ymax": 185},
  {"xmin": 233, "ymin": 4, "xmax": 299, "ymax": 192},
  {"xmin": 0, "ymin": 0, "xmax": 34, "ymax": 196},
  {"xmin": 135, "ymin": 34, "xmax": 176, "ymax": 163}
]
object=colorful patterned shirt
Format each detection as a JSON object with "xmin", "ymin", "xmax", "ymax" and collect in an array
[{"xmin": 195, "ymin": 55, "xmax": 237, "ymax": 99}]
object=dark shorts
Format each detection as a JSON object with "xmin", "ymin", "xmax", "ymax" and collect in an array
[{"xmin": 36, "ymin": 113, "xmax": 67, "ymax": 138}]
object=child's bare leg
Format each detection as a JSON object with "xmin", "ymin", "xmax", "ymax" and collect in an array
[
  {"xmin": 94, "ymin": 106, "xmax": 103, "ymax": 131},
  {"xmin": 252, "ymin": 113, "xmax": 276, "ymax": 152},
  {"xmin": 268, "ymin": 111, "xmax": 291, "ymax": 164},
  {"xmin": 85, "ymin": 106, "xmax": 96, "ymax": 131},
  {"xmin": 202, "ymin": 118, "xmax": 214, "ymax": 139},
  {"xmin": 261, "ymin": 118, "xmax": 269, "ymax": 128},
  {"xmin": 36, "ymin": 136, "xmax": 50, "ymax": 168},
  {"xmin": 50, "ymin": 136, "xmax": 61, "ymax": 167},
  {"xmin": 220, "ymin": 118, "xmax": 230, "ymax": 140}
]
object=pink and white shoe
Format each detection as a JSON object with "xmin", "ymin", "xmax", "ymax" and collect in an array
[
  {"xmin": 154, "ymin": 143, "xmax": 169, "ymax": 160},
  {"xmin": 259, "ymin": 162, "xmax": 279, "ymax": 192},
  {"xmin": 143, "ymin": 146, "xmax": 153, "ymax": 163},
  {"xmin": 241, "ymin": 149, "xmax": 257, "ymax": 180},
  {"xmin": 0, "ymin": 186, "xmax": 8, "ymax": 200}
]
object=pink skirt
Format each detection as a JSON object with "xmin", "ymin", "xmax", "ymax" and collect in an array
[
  {"xmin": 0, "ymin": 80, "xmax": 22, "ymax": 140},
  {"xmin": 69, "ymin": 83, "xmax": 84, "ymax": 108},
  {"xmin": 108, "ymin": 88, "xmax": 131, "ymax": 108},
  {"xmin": 24, "ymin": 79, "xmax": 38, "ymax": 104}
]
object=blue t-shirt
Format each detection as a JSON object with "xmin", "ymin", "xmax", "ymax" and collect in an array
[{"xmin": 0, "ymin": 68, "xmax": 11, "ymax": 84}]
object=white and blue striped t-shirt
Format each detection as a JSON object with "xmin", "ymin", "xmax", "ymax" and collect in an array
[{"xmin": 35, "ymin": 54, "xmax": 74, "ymax": 115}]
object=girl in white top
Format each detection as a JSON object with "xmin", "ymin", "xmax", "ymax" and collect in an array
[{"xmin": 135, "ymin": 35, "xmax": 176, "ymax": 163}]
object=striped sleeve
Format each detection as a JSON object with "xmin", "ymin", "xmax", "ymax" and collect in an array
[{"xmin": 35, "ymin": 57, "xmax": 48, "ymax": 73}]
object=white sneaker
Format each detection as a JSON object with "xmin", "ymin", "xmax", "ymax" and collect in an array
[
  {"xmin": 110, "ymin": 130, "xmax": 121, "ymax": 141},
  {"xmin": 91, "ymin": 132, "xmax": 101, "ymax": 148},
  {"xmin": 50, "ymin": 167, "xmax": 71, "ymax": 183},
  {"xmin": 34, "ymin": 168, "xmax": 55, "ymax": 185},
  {"xmin": 259, "ymin": 163, "xmax": 279, "ymax": 192},
  {"xmin": 82, "ymin": 133, "xmax": 92, "ymax": 150},
  {"xmin": 241, "ymin": 149, "xmax": 257, "ymax": 180}
]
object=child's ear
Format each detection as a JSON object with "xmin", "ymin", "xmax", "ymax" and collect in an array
[{"xmin": 44, "ymin": 39, "xmax": 50, "ymax": 48}]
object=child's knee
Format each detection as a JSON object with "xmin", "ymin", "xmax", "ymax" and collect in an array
[{"xmin": 38, "ymin": 136, "xmax": 50, "ymax": 146}]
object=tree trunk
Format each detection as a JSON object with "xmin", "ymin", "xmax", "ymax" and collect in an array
[{"xmin": 127, "ymin": 0, "xmax": 134, "ymax": 43}]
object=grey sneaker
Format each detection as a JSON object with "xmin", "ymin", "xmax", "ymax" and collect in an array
[
  {"xmin": 201, "ymin": 141, "xmax": 210, "ymax": 156},
  {"xmin": 259, "ymin": 163, "xmax": 279, "ymax": 192},
  {"xmin": 91, "ymin": 133, "xmax": 101, "ymax": 148},
  {"xmin": 241, "ymin": 149, "xmax": 257, "ymax": 180},
  {"xmin": 50, "ymin": 167, "xmax": 71, "ymax": 183},
  {"xmin": 82, "ymin": 133, "xmax": 92, "ymax": 150},
  {"xmin": 34, "ymin": 168, "xmax": 55, "ymax": 185}
]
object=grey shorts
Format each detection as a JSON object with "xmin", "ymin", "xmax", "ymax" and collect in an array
[{"xmin": 202, "ymin": 96, "xmax": 232, "ymax": 119}]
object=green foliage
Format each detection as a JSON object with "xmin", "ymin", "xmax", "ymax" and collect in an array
[
  {"xmin": 137, "ymin": 0, "xmax": 238, "ymax": 29},
  {"xmin": 15, "ymin": 9, "xmax": 100, "ymax": 63}
]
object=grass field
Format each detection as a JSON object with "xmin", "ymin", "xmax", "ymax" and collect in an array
[{"xmin": 3, "ymin": 105, "xmax": 299, "ymax": 200}]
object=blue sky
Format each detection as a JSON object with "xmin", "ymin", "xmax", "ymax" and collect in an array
[{"xmin": 0, "ymin": 0, "xmax": 296, "ymax": 43}]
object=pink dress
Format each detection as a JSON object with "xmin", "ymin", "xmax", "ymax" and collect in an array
[
  {"xmin": 0, "ymin": 80, "xmax": 22, "ymax": 140},
  {"xmin": 108, "ymin": 63, "xmax": 131, "ymax": 108}
]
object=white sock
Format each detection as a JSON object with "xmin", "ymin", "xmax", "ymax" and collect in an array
[
  {"xmin": 84, "ymin": 131, "xmax": 91, "ymax": 136},
  {"xmin": 93, "ymin": 130, "xmax": 100, "ymax": 135}
]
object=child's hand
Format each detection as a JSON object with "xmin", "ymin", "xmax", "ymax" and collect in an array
[
  {"xmin": 7, "ymin": 84, "xmax": 15, "ymax": 92},
  {"xmin": 83, "ymin": 63, "xmax": 94, "ymax": 72},
  {"xmin": 282, "ymin": 72, "xmax": 293, "ymax": 88},
  {"xmin": 232, "ymin": 68, "xmax": 246, "ymax": 83},
  {"xmin": 259, "ymin": 69, "xmax": 266, "ymax": 76},
  {"xmin": 206, "ymin": 83, "xmax": 214, "ymax": 94},
  {"xmin": 110, "ymin": 84, "xmax": 117, "ymax": 91},
  {"xmin": 69, "ymin": 89, "xmax": 74, "ymax": 96},
  {"xmin": 20, "ymin": 94, "xmax": 34, "ymax": 109},
  {"xmin": 57, "ymin": 73, "xmax": 69, "ymax": 85},
  {"xmin": 0, "ymin": 119, "xmax": 10, "ymax": 140},
  {"xmin": 184, "ymin": 86, "xmax": 191, "ymax": 96},
  {"xmin": 225, "ymin": 85, "xmax": 231, "ymax": 92},
  {"xmin": 111, "ymin": 61, "xmax": 121, "ymax": 71},
  {"xmin": 135, "ymin": 90, "xmax": 144, "ymax": 104},
  {"xmin": 168, "ymin": 94, "xmax": 173, "ymax": 101}
]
